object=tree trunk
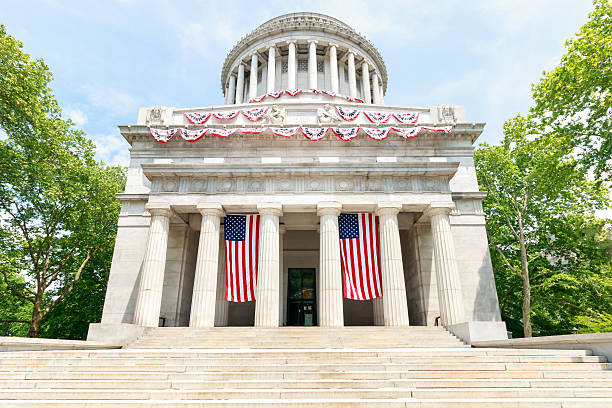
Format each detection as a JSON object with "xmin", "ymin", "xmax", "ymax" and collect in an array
[
  {"xmin": 519, "ymin": 223, "xmax": 532, "ymax": 338},
  {"xmin": 28, "ymin": 297, "xmax": 43, "ymax": 338}
]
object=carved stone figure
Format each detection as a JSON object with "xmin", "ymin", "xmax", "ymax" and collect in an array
[
  {"xmin": 317, "ymin": 104, "xmax": 340, "ymax": 125},
  {"xmin": 438, "ymin": 104, "xmax": 456, "ymax": 125},
  {"xmin": 263, "ymin": 104, "xmax": 286, "ymax": 125},
  {"xmin": 146, "ymin": 106, "xmax": 165, "ymax": 126}
]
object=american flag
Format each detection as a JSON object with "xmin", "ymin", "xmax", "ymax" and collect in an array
[
  {"xmin": 338, "ymin": 213, "xmax": 382, "ymax": 300},
  {"xmin": 224, "ymin": 215, "xmax": 260, "ymax": 302}
]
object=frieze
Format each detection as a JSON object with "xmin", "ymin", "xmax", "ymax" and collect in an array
[{"xmin": 149, "ymin": 175, "xmax": 450, "ymax": 195}]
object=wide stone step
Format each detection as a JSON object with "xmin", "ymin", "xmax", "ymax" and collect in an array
[
  {"xmin": 6, "ymin": 347, "xmax": 593, "ymax": 357},
  {"xmin": 2, "ymin": 369, "xmax": 611, "ymax": 381},
  {"xmin": 4, "ymin": 378, "xmax": 612, "ymax": 390},
  {"xmin": 3, "ymin": 369, "xmax": 612, "ymax": 381},
  {"xmin": 0, "ymin": 355, "xmax": 604, "ymax": 365},
  {"xmin": 5, "ymin": 398, "xmax": 612, "ymax": 408},
  {"xmin": 2, "ymin": 387, "xmax": 612, "ymax": 400}
]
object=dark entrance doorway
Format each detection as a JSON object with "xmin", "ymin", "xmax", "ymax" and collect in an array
[{"xmin": 287, "ymin": 268, "xmax": 317, "ymax": 326}]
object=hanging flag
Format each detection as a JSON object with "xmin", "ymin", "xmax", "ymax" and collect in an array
[
  {"xmin": 363, "ymin": 111, "xmax": 392, "ymax": 125},
  {"xmin": 338, "ymin": 213, "xmax": 382, "ymax": 300},
  {"xmin": 225, "ymin": 215, "xmax": 260, "ymax": 302}
]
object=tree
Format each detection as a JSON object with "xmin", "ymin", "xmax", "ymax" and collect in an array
[
  {"xmin": 475, "ymin": 115, "xmax": 610, "ymax": 337},
  {"xmin": 0, "ymin": 25, "xmax": 125, "ymax": 337},
  {"xmin": 531, "ymin": 0, "xmax": 611, "ymax": 180}
]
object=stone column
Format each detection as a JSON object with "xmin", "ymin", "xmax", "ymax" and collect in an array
[
  {"xmin": 189, "ymin": 204, "xmax": 224, "ymax": 328},
  {"xmin": 373, "ymin": 297, "xmax": 384, "ymax": 326},
  {"xmin": 329, "ymin": 44, "xmax": 339, "ymax": 94},
  {"xmin": 133, "ymin": 203, "xmax": 171, "ymax": 327},
  {"xmin": 425, "ymin": 203, "xmax": 466, "ymax": 326},
  {"xmin": 347, "ymin": 51, "xmax": 357, "ymax": 98},
  {"xmin": 361, "ymin": 61, "xmax": 371, "ymax": 104},
  {"xmin": 254, "ymin": 203, "xmax": 283, "ymax": 327},
  {"xmin": 215, "ymin": 226, "xmax": 228, "ymax": 326},
  {"xmin": 279, "ymin": 225, "xmax": 286, "ymax": 326},
  {"xmin": 308, "ymin": 40, "xmax": 318, "ymax": 89},
  {"xmin": 235, "ymin": 63, "xmax": 245, "ymax": 104},
  {"xmin": 379, "ymin": 84, "xmax": 385, "ymax": 104},
  {"xmin": 372, "ymin": 73, "xmax": 381, "ymax": 105},
  {"xmin": 249, "ymin": 54, "xmax": 259, "ymax": 100},
  {"xmin": 287, "ymin": 40, "xmax": 297, "ymax": 90},
  {"xmin": 227, "ymin": 75, "xmax": 236, "ymax": 105},
  {"xmin": 375, "ymin": 202, "xmax": 410, "ymax": 326},
  {"xmin": 267, "ymin": 46, "xmax": 276, "ymax": 94},
  {"xmin": 317, "ymin": 202, "xmax": 344, "ymax": 327}
]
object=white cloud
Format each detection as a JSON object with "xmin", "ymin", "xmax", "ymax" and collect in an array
[
  {"xmin": 66, "ymin": 108, "xmax": 88, "ymax": 127},
  {"xmin": 80, "ymin": 85, "xmax": 138, "ymax": 115},
  {"xmin": 91, "ymin": 131, "xmax": 130, "ymax": 166}
]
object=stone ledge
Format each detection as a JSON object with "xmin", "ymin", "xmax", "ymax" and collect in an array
[
  {"xmin": 472, "ymin": 332, "xmax": 612, "ymax": 361},
  {"xmin": 0, "ymin": 336, "xmax": 120, "ymax": 352}
]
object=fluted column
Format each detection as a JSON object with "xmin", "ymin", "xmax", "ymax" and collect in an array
[
  {"xmin": 329, "ymin": 44, "xmax": 339, "ymax": 94},
  {"xmin": 375, "ymin": 202, "xmax": 410, "ymax": 326},
  {"xmin": 373, "ymin": 297, "xmax": 384, "ymax": 326},
  {"xmin": 189, "ymin": 204, "xmax": 224, "ymax": 328},
  {"xmin": 372, "ymin": 73, "xmax": 381, "ymax": 105},
  {"xmin": 425, "ymin": 203, "xmax": 466, "ymax": 326},
  {"xmin": 227, "ymin": 75, "xmax": 236, "ymax": 105},
  {"xmin": 279, "ymin": 225, "xmax": 286, "ymax": 326},
  {"xmin": 235, "ymin": 64, "xmax": 245, "ymax": 104},
  {"xmin": 267, "ymin": 46, "xmax": 276, "ymax": 94},
  {"xmin": 254, "ymin": 203, "xmax": 283, "ymax": 327},
  {"xmin": 215, "ymin": 226, "xmax": 228, "ymax": 326},
  {"xmin": 379, "ymin": 84, "xmax": 385, "ymax": 104},
  {"xmin": 133, "ymin": 203, "xmax": 171, "ymax": 327},
  {"xmin": 347, "ymin": 51, "xmax": 357, "ymax": 97},
  {"xmin": 308, "ymin": 40, "xmax": 318, "ymax": 89},
  {"xmin": 287, "ymin": 40, "xmax": 297, "ymax": 90},
  {"xmin": 361, "ymin": 61, "xmax": 371, "ymax": 104},
  {"xmin": 249, "ymin": 54, "xmax": 259, "ymax": 100},
  {"xmin": 317, "ymin": 202, "xmax": 344, "ymax": 327}
]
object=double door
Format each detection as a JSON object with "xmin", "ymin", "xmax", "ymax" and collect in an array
[{"xmin": 287, "ymin": 268, "xmax": 317, "ymax": 326}]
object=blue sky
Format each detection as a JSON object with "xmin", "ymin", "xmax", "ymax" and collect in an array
[{"xmin": 3, "ymin": 0, "xmax": 595, "ymax": 166}]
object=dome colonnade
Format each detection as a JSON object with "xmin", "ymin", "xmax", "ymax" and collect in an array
[{"xmin": 221, "ymin": 13, "xmax": 387, "ymax": 105}]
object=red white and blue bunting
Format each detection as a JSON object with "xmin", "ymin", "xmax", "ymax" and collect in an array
[
  {"xmin": 393, "ymin": 112, "xmax": 419, "ymax": 124},
  {"xmin": 242, "ymin": 106, "xmax": 268, "ymax": 121},
  {"xmin": 335, "ymin": 106, "xmax": 360, "ymax": 121},
  {"xmin": 269, "ymin": 127, "xmax": 300, "ymax": 138},
  {"xmin": 184, "ymin": 112, "xmax": 212, "ymax": 125},
  {"xmin": 150, "ymin": 126, "xmax": 452, "ymax": 143},
  {"xmin": 212, "ymin": 111, "xmax": 240, "ymax": 120},
  {"xmin": 301, "ymin": 127, "xmax": 329, "ymax": 141},
  {"xmin": 246, "ymin": 89, "xmax": 365, "ymax": 104},
  {"xmin": 363, "ymin": 111, "xmax": 392, "ymax": 125},
  {"xmin": 185, "ymin": 107, "xmax": 420, "ymax": 125}
]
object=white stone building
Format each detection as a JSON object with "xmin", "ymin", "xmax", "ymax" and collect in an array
[{"xmin": 90, "ymin": 12, "xmax": 507, "ymax": 343}]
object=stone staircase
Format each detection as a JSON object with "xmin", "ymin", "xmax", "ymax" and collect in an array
[{"xmin": 0, "ymin": 327, "xmax": 611, "ymax": 407}]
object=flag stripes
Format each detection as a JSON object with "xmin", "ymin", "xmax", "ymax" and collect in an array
[
  {"xmin": 339, "ymin": 213, "xmax": 382, "ymax": 300},
  {"xmin": 224, "ymin": 214, "xmax": 260, "ymax": 302}
]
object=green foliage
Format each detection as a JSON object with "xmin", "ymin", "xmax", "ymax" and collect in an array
[
  {"xmin": 476, "ymin": 115, "xmax": 611, "ymax": 338},
  {"xmin": 0, "ymin": 24, "xmax": 126, "ymax": 338},
  {"xmin": 531, "ymin": 0, "xmax": 612, "ymax": 179}
]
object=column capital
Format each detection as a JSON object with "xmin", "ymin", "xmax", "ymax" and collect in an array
[
  {"xmin": 317, "ymin": 201, "xmax": 342, "ymax": 216},
  {"xmin": 375, "ymin": 202, "xmax": 402, "ymax": 216},
  {"xmin": 257, "ymin": 202, "xmax": 283, "ymax": 217},
  {"xmin": 347, "ymin": 49, "xmax": 356, "ymax": 57},
  {"xmin": 328, "ymin": 42, "xmax": 339, "ymax": 49},
  {"xmin": 145, "ymin": 202, "xmax": 171, "ymax": 217},
  {"xmin": 308, "ymin": 39, "xmax": 318, "ymax": 45},
  {"xmin": 196, "ymin": 203, "xmax": 224, "ymax": 217},
  {"xmin": 286, "ymin": 39, "xmax": 297, "ymax": 45},
  {"xmin": 424, "ymin": 202, "xmax": 455, "ymax": 217}
]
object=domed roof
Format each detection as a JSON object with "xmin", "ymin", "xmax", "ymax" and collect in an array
[{"xmin": 220, "ymin": 12, "xmax": 387, "ymax": 94}]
